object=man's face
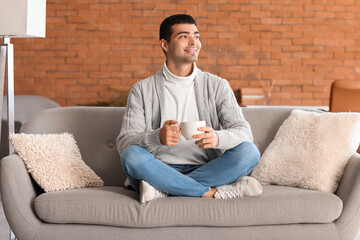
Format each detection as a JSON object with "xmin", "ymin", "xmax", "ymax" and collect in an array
[{"xmin": 161, "ymin": 23, "xmax": 201, "ymax": 64}]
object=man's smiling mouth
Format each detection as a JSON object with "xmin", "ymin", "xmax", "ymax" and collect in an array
[{"xmin": 185, "ymin": 47, "xmax": 198, "ymax": 54}]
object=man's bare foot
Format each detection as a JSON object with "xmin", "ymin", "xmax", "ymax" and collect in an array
[{"xmin": 203, "ymin": 188, "xmax": 217, "ymax": 198}]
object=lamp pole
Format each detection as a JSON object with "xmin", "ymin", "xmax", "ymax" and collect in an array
[
  {"xmin": 0, "ymin": 40, "xmax": 5, "ymax": 152},
  {"xmin": 0, "ymin": 37, "xmax": 15, "ymax": 154}
]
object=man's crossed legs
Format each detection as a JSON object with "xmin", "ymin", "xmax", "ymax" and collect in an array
[{"xmin": 120, "ymin": 141, "xmax": 262, "ymax": 203}]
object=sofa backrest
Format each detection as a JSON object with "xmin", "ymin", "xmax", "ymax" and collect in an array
[
  {"xmin": 20, "ymin": 106, "xmax": 320, "ymax": 187},
  {"xmin": 20, "ymin": 107, "xmax": 126, "ymax": 187},
  {"xmin": 242, "ymin": 106, "xmax": 318, "ymax": 154}
]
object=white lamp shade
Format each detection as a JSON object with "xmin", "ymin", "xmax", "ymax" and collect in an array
[{"xmin": 0, "ymin": 0, "xmax": 46, "ymax": 38}]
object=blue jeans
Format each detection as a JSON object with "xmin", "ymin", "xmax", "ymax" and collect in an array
[{"xmin": 120, "ymin": 141, "xmax": 260, "ymax": 197}]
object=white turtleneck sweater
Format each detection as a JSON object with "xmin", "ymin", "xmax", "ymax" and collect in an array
[{"xmin": 154, "ymin": 62, "xmax": 209, "ymax": 165}]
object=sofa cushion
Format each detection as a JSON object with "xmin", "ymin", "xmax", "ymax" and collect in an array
[
  {"xmin": 9, "ymin": 132, "xmax": 104, "ymax": 192},
  {"xmin": 34, "ymin": 185, "xmax": 342, "ymax": 228},
  {"xmin": 251, "ymin": 110, "xmax": 360, "ymax": 192}
]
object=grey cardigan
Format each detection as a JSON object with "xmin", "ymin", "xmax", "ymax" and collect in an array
[{"xmin": 116, "ymin": 67, "xmax": 253, "ymax": 161}]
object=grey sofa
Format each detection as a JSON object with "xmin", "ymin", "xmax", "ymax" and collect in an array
[{"xmin": 1, "ymin": 106, "xmax": 360, "ymax": 240}]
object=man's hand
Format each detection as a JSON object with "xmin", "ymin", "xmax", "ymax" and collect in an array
[
  {"xmin": 160, "ymin": 120, "xmax": 181, "ymax": 146},
  {"xmin": 193, "ymin": 126, "xmax": 219, "ymax": 149}
]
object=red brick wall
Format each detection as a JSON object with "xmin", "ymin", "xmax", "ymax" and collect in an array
[{"xmin": 11, "ymin": 0, "xmax": 360, "ymax": 106}]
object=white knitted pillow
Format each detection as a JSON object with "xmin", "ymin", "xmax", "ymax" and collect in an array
[
  {"xmin": 9, "ymin": 132, "xmax": 104, "ymax": 192},
  {"xmin": 251, "ymin": 110, "xmax": 360, "ymax": 193}
]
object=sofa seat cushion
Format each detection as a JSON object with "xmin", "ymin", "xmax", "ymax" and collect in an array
[{"xmin": 34, "ymin": 185, "xmax": 342, "ymax": 228}]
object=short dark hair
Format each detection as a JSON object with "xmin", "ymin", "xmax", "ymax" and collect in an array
[{"xmin": 159, "ymin": 14, "xmax": 197, "ymax": 42}]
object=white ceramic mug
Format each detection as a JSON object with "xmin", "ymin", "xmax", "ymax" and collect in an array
[{"xmin": 180, "ymin": 120, "xmax": 206, "ymax": 140}]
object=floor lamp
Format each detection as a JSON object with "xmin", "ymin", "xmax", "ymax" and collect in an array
[
  {"xmin": 0, "ymin": 0, "xmax": 46, "ymax": 153},
  {"xmin": 0, "ymin": 1, "xmax": 46, "ymax": 240}
]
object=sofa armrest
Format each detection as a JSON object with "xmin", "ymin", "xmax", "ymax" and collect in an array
[
  {"xmin": 335, "ymin": 153, "xmax": 360, "ymax": 240},
  {"xmin": 0, "ymin": 154, "xmax": 42, "ymax": 239}
]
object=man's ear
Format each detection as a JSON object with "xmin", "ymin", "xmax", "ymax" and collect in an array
[{"xmin": 159, "ymin": 39, "xmax": 168, "ymax": 53}]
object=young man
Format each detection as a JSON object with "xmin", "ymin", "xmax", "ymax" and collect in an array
[{"xmin": 116, "ymin": 14, "xmax": 262, "ymax": 203}]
